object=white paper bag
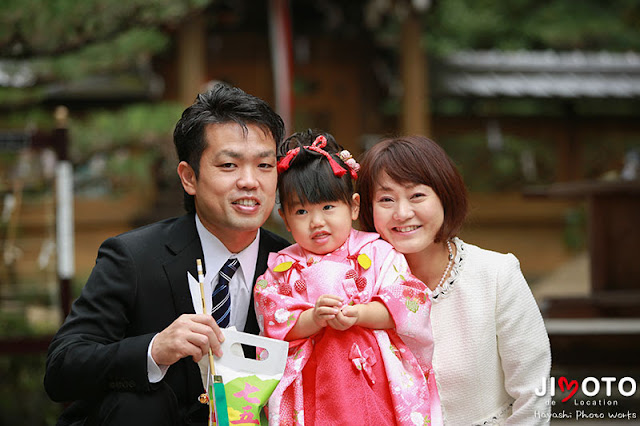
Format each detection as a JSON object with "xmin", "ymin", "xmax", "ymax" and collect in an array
[{"xmin": 198, "ymin": 328, "xmax": 288, "ymax": 425}]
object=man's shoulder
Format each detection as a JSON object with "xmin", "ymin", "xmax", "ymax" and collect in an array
[
  {"xmin": 259, "ymin": 227, "xmax": 291, "ymax": 252},
  {"xmin": 113, "ymin": 214, "xmax": 194, "ymax": 247}
]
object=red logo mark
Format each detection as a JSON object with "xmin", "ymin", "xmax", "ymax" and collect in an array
[{"xmin": 558, "ymin": 376, "xmax": 579, "ymax": 402}]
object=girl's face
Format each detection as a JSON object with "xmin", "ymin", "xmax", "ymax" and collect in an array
[
  {"xmin": 372, "ymin": 173, "xmax": 444, "ymax": 256},
  {"xmin": 280, "ymin": 194, "xmax": 360, "ymax": 255}
]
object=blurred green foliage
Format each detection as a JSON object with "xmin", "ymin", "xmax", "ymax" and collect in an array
[
  {"xmin": 0, "ymin": 2, "xmax": 637, "ymax": 425},
  {"xmin": 0, "ymin": 0, "xmax": 213, "ymax": 109},
  {"xmin": 40, "ymin": 28, "xmax": 169, "ymax": 81},
  {"xmin": 422, "ymin": 0, "xmax": 640, "ymax": 54},
  {"xmin": 0, "ymin": 354, "xmax": 62, "ymax": 426},
  {"xmin": 70, "ymin": 102, "xmax": 184, "ymax": 157},
  {"xmin": 0, "ymin": 102, "xmax": 184, "ymax": 195},
  {"xmin": 69, "ymin": 102, "xmax": 184, "ymax": 193},
  {"xmin": 582, "ymin": 137, "xmax": 640, "ymax": 179},
  {"xmin": 0, "ymin": 0, "xmax": 212, "ymax": 58},
  {"xmin": 564, "ymin": 206, "xmax": 587, "ymax": 251},
  {"xmin": 0, "ymin": 306, "xmax": 62, "ymax": 424},
  {"xmin": 439, "ymin": 132, "xmax": 557, "ymax": 192}
]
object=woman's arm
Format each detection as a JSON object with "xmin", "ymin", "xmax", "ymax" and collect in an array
[{"xmin": 496, "ymin": 254, "xmax": 552, "ymax": 425}]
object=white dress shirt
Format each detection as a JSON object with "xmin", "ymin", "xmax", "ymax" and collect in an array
[
  {"xmin": 147, "ymin": 213, "xmax": 261, "ymax": 382},
  {"xmin": 194, "ymin": 213, "xmax": 260, "ymax": 332}
]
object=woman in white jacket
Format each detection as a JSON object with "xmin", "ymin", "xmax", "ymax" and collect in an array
[{"xmin": 357, "ymin": 135, "xmax": 551, "ymax": 425}]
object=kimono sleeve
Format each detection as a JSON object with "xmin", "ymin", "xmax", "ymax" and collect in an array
[
  {"xmin": 254, "ymin": 261, "xmax": 313, "ymax": 344},
  {"xmin": 372, "ymin": 249, "xmax": 433, "ymax": 343}
]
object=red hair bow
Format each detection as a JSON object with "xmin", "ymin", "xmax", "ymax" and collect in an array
[{"xmin": 277, "ymin": 135, "xmax": 356, "ymax": 179}]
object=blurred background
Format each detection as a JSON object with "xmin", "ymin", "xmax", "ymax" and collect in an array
[{"xmin": 1, "ymin": 0, "xmax": 639, "ymax": 424}]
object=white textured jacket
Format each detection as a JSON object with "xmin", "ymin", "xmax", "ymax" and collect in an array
[{"xmin": 409, "ymin": 238, "xmax": 551, "ymax": 425}]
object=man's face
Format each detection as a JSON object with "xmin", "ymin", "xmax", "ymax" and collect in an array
[{"xmin": 178, "ymin": 122, "xmax": 277, "ymax": 252}]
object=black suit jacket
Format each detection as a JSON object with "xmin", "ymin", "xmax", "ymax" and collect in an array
[{"xmin": 44, "ymin": 213, "xmax": 289, "ymax": 423}]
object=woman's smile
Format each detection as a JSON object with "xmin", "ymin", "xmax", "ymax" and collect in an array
[{"xmin": 392, "ymin": 225, "xmax": 422, "ymax": 233}]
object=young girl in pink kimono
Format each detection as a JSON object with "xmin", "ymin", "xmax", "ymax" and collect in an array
[{"xmin": 254, "ymin": 130, "xmax": 442, "ymax": 426}]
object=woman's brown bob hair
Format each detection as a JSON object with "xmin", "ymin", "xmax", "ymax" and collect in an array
[{"xmin": 357, "ymin": 135, "xmax": 468, "ymax": 243}]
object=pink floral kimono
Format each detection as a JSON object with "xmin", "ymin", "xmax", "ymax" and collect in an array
[{"xmin": 254, "ymin": 229, "xmax": 442, "ymax": 425}]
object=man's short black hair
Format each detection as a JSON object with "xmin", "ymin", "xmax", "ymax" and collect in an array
[{"xmin": 173, "ymin": 83, "xmax": 285, "ymax": 213}]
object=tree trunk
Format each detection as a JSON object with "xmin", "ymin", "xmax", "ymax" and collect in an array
[
  {"xmin": 400, "ymin": 9, "xmax": 430, "ymax": 136},
  {"xmin": 177, "ymin": 14, "xmax": 207, "ymax": 106}
]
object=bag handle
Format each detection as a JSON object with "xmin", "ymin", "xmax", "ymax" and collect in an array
[{"xmin": 218, "ymin": 329, "xmax": 288, "ymax": 376}]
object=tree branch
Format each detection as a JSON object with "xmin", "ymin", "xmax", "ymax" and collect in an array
[{"xmin": 0, "ymin": 3, "xmax": 209, "ymax": 59}]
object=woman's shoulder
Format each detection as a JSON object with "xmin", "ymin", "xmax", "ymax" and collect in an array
[
  {"xmin": 453, "ymin": 239, "xmax": 524, "ymax": 287},
  {"xmin": 459, "ymin": 238, "xmax": 520, "ymax": 268},
  {"xmin": 433, "ymin": 238, "xmax": 524, "ymax": 301}
]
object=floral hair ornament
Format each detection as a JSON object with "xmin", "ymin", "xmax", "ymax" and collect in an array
[
  {"xmin": 338, "ymin": 150, "xmax": 360, "ymax": 179},
  {"xmin": 277, "ymin": 135, "xmax": 359, "ymax": 180}
]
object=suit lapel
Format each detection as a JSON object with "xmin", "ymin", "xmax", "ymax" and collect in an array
[
  {"xmin": 161, "ymin": 219, "xmax": 289, "ymax": 335},
  {"xmin": 163, "ymin": 214, "xmax": 203, "ymax": 316},
  {"xmin": 252, "ymin": 229, "xmax": 272, "ymax": 285},
  {"xmin": 245, "ymin": 228, "xmax": 290, "ymax": 335}
]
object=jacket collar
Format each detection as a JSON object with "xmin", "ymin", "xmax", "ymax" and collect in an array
[{"xmin": 163, "ymin": 214, "xmax": 203, "ymax": 316}]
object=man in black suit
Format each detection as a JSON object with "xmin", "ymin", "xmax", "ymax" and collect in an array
[{"xmin": 44, "ymin": 84, "xmax": 290, "ymax": 425}]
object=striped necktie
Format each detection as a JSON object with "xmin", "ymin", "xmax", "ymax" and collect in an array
[{"xmin": 212, "ymin": 258, "xmax": 239, "ymax": 328}]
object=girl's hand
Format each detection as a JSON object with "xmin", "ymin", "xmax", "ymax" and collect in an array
[
  {"xmin": 328, "ymin": 305, "xmax": 359, "ymax": 331},
  {"xmin": 312, "ymin": 294, "xmax": 343, "ymax": 328}
]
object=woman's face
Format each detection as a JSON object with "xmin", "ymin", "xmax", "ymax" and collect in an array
[{"xmin": 372, "ymin": 172, "xmax": 444, "ymax": 255}]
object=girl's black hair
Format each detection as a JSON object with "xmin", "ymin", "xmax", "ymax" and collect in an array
[{"xmin": 277, "ymin": 129, "xmax": 354, "ymax": 210}]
